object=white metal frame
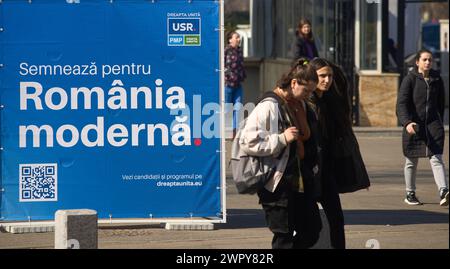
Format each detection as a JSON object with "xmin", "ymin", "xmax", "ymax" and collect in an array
[
  {"xmin": 219, "ymin": 0, "xmax": 227, "ymax": 225},
  {"xmin": 0, "ymin": 217, "xmax": 223, "ymax": 229},
  {"xmin": 355, "ymin": 0, "xmax": 383, "ymax": 74}
]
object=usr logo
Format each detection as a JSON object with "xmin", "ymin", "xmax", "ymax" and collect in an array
[
  {"xmin": 172, "ymin": 22, "xmax": 195, "ymax": 32},
  {"xmin": 168, "ymin": 18, "xmax": 200, "ymax": 35}
]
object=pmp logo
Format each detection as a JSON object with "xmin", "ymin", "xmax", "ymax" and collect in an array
[{"xmin": 168, "ymin": 18, "xmax": 201, "ymax": 46}]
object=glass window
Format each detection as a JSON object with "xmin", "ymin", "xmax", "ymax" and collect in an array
[
  {"xmin": 313, "ymin": 0, "xmax": 325, "ymax": 57},
  {"xmin": 360, "ymin": 1, "xmax": 379, "ymax": 70},
  {"xmin": 325, "ymin": 0, "xmax": 335, "ymax": 59},
  {"xmin": 274, "ymin": 0, "xmax": 299, "ymax": 59},
  {"xmin": 270, "ymin": 0, "xmax": 334, "ymax": 60}
]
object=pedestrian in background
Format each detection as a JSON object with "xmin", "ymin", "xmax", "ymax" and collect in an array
[
  {"xmin": 238, "ymin": 59, "xmax": 320, "ymax": 249},
  {"xmin": 396, "ymin": 49, "xmax": 449, "ymax": 206},
  {"xmin": 225, "ymin": 31, "xmax": 246, "ymax": 137},
  {"xmin": 308, "ymin": 58, "xmax": 371, "ymax": 249},
  {"xmin": 293, "ymin": 18, "xmax": 319, "ymax": 61}
]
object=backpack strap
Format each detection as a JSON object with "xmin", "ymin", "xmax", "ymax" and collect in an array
[{"xmin": 258, "ymin": 91, "xmax": 293, "ymax": 130}]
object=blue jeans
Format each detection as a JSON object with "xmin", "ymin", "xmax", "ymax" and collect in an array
[{"xmin": 224, "ymin": 85, "xmax": 243, "ymax": 131}]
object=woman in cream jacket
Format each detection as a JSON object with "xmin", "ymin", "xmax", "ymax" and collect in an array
[{"xmin": 239, "ymin": 59, "xmax": 320, "ymax": 249}]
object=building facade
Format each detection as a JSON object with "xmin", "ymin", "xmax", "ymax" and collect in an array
[{"xmin": 242, "ymin": 0, "xmax": 446, "ymax": 126}]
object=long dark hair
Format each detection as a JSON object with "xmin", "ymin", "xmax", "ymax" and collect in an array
[
  {"xmin": 297, "ymin": 18, "xmax": 314, "ymax": 41},
  {"xmin": 277, "ymin": 58, "xmax": 318, "ymax": 90},
  {"xmin": 309, "ymin": 58, "xmax": 352, "ymax": 139}
]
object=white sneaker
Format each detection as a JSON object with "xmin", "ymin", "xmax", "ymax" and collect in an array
[
  {"xmin": 404, "ymin": 191, "xmax": 422, "ymax": 205},
  {"xmin": 440, "ymin": 189, "xmax": 449, "ymax": 206}
]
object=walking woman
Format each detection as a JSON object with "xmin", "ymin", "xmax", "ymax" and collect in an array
[
  {"xmin": 396, "ymin": 49, "xmax": 448, "ymax": 206},
  {"xmin": 225, "ymin": 31, "xmax": 246, "ymax": 135},
  {"xmin": 238, "ymin": 59, "xmax": 321, "ymax": 249},
  {"xmin": 293, "ymin": 18, "xmax": 319, "ymax": 60},
  {"xmin": 308, "ymin": 58, "xmax": 371, "ymax": 249}
]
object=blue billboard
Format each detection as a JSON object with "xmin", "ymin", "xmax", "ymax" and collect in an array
[{"xmin": 0, "ymin": 0, "xmax": 224, "ymax": 222}]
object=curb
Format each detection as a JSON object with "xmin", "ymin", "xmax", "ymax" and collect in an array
[{"xmin": 353, "ymin": 126, "xmax": 449, "ymax": 136}]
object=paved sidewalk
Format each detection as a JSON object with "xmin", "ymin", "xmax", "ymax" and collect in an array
[{"xmin": 0, "ymin": 134, "xmax": 448, "ymax": 249}]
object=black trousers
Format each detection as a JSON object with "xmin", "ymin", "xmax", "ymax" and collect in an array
[
  {"xmin": 261, "ymin": 191, "xmax": 322, "ymax": 249},
  {"xmin": 320, "ymin": 173, "xmax": 346, "ymax": 249}
]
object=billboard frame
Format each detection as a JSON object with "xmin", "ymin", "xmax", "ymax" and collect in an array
[{"xmin": 0, "ymin": 0, "xmax": 227, "ymax": 227}]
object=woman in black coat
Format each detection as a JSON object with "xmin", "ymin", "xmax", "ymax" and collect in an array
[
  {"xmin": 307, "ymin": 58, "xmax": 371, "ymax": 249},
  {"xmin": 293, "ymin": 18, "xmax": 319, "ymax": 61},
  {"xmin": 396, "ymin": 49, "xmax": 448, "ymax": 206}
]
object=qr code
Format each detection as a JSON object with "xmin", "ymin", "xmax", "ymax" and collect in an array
[{"xmin": 19, "ymin": 163, "xmax": 57, "ymax": 202}]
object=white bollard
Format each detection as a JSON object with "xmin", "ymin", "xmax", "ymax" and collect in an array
[{"xmin": 54, "ymin": 209, "xmax": 98, "ymax": 249}]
